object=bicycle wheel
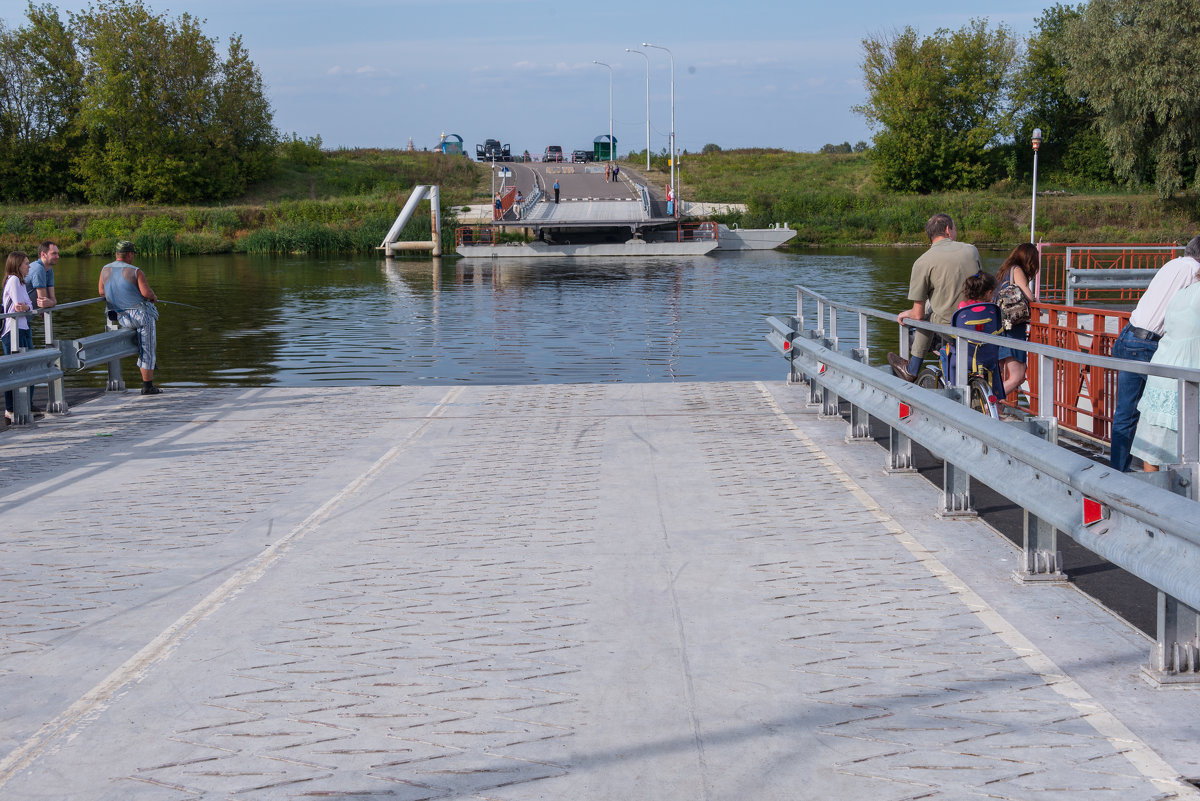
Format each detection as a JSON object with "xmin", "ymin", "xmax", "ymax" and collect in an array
[
  {"xmin": 916, "ymin": 367, "xmax": 945, "ymax": 390},
  {"xmin": 968, "ymin": 375, "xmax": 1000, "ymax": 419}
]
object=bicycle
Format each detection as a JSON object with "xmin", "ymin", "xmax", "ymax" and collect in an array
[{"xmin": 914, "ymin": 348, "xmax": 1001, "ymax": 419}]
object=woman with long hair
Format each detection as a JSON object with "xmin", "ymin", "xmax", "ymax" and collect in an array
[
  {"xmin": 2, "ymin": 250, "xmax": 33, "ymax": 423},
  {"xmin": 995, "ymin": 243, "xmax": 1040, "ymax": 397}
]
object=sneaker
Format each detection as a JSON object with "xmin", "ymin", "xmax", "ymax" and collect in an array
[
  {"xmin": 887, "ymin": 352, "xmax": 917, "ymax": 382},
  {"xmin": 141, "ymin": 386, "xmax": 164, "ymax": 396}
]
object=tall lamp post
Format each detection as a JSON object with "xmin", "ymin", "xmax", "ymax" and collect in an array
[
  {"xmin": 626, "ymin": 48, "xmax": 650, "ymax": 171},
  {"xmin": 643, "ymin": 42, "xmax": 674, "ymax": 216},
  {"xmin": 1030, "ymin": 128, "xmax": 1042, "ymax": 244},
  {"xmin": 593, "ymin": 60, "xmax": 613, "ymax": 163}
]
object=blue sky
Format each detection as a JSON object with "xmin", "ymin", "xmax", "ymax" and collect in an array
[{"xmin": 0, "ymin": 0, "xmax": 1048, "ymax": 155}]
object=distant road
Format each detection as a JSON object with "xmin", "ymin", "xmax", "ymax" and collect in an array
[{"xmin": 494, "ymin": 162, "xmax": 637, "ymax": 202}]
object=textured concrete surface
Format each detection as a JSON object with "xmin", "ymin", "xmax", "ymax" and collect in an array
[{"xmin": 0, "ymin": 382, "xmax": 1197, "ymax": 800}]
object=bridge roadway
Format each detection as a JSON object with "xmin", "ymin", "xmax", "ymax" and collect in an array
[{"xmin": 1, "ymin": 382, "xmax": 1198, "ymax": 800}]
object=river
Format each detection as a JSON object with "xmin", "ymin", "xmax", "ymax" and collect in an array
[{"xmin": 45, "ymin": 248, "xmax": 1004, "ymax": 388}]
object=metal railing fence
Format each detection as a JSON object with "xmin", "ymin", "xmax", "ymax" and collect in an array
[
  {"xmin": 3, "ymin": 296, "xmax": 140, "ymax": 420},
  {"xmin": 766, "ymin": 284, "xmax": 1200, "ymax": 683},
  {"xmin": 1037, "ymin": 243, "xmax": 1179, "ymax": 304}
]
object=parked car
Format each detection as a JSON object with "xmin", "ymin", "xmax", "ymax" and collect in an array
[
  {"xmin": 572, "ymin": 150, "xmax": 593, "ymax": 163},
  {"xmin": 477, "ymin": 139, "xmax": 512, "ymax": 162},
  {"xmin": 543, "ymin": 145, "xmax": 563, "ymax": 163}
]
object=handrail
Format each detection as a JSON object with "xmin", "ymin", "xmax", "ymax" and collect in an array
[
  {"xmin": 3, "ymin": 295, "xmax": 133, "ymax": 417},
  {"xmin": 767, "ymin": 284, "xmax": 1200, "ymax": 681}
]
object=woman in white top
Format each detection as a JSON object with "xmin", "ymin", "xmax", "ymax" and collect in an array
[{"xmin": 3, "ymin": 250, "xmax": 34, "ymax": 423}]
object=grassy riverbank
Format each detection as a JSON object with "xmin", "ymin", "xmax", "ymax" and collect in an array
[
  {"xmin": 667, "ymin": 150, "xmax": 1200, "ymax": 248},
  {"xmin": 0, "ymin": 149, "xmax": 490, "ymax": 258},
  {"xmin": 3, "ymin": 147, "xmax": 1199, "ymax": 256}
]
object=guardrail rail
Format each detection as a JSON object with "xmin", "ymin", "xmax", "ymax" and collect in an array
[{"xmin": 766, "ymin": 285, "xmax": 1200, "ymax": 685}]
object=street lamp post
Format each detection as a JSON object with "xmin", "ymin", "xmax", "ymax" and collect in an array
[
  {"xmin": 626, "ymin": 48, "xmax": 650, "ymax": 171},
  {"xmin": 1030, "ymin": 128, "xmax": 1042, "ymax": 243},
  {"xmin": 593, "ymin": 60, "xmax": 613, "ymax": 164},
  {"xmin": 643, "ymin": 42, "xmax": 674, "ymax": 216}
]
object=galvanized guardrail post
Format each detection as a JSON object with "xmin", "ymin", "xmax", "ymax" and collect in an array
[
  {"xmin": 1009, "ymin": 417, "xmax": 1067, "ymax": 583},
  {"xmin": 846, "ymin": 312, "xmax": 872, "ymax": 443},
  {"xmin": 767, "ymin": 289, "xmax": 1200, "ymax": 686},
  {"xmin": 1132, "ymin": 465, "xmax": 1200, "ymax": 684}
]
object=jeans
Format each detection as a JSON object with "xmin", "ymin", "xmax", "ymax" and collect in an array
[
  {"xmin": 3, "ymin": 326, "xmax": 34, "ymax": 414},
  {"xmin": 1109, "ymin": 326, "xmax": 1158, "ymax": 471}
]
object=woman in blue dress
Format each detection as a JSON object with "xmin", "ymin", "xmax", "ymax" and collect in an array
[
  {"xmin": 1130, "ymin": 274, "xmax": 1200, "ymax": 470},
  {"xmin": 995, "ymin": 243, "xmax": 1040, "ymax": 398}
]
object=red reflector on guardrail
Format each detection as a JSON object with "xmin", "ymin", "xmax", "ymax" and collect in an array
[
  {"xmin": 818, "ymin": 363, "xmax": 827, "ymax": 374},
  {"xmin": 899, "ymin": 402, "xmax": 912, "ymax": 420},
  {"xmin": 1082, "ymin": 497, "xmax": 1106, "ymax": 526},
  {"xmin": 782, "ymin": 340, "xmax": 791, "ymax": 352}
]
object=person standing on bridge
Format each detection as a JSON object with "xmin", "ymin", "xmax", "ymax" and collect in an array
[
  {"xmin": 3, "ymin": 251, "xmax": 34, "ymax": 424},
  {"xmin": 1129, "ymin": 270, "xmax": 1200, "ymax": 471},
  {"xmin": 99, "ymin": 241, "xmax": 163, "ymax": 396},
  {"xmin": 26, "ymin": 241, "xmax": 58, "ymax": 311},
  {"xmin": 515, "ymin": 190, "xmax": 523, "ymax": 220},
  {"xmin": 888, "ymin": 213, "xmax": 981, "ymax": 382},
  {"xmin": 1109, "ymin": 235, "xmax": 1200, "ymax": 471},
  {"xmin": 553, "ymin": 179, "xmax": 560, "ymax": 204}
]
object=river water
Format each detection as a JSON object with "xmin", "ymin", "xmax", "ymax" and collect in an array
[{"xmin": 46, "ymin": 248, "xmax": 1003, "ymax": 388}]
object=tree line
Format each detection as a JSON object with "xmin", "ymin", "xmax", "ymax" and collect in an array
[
  {"xmin": 856, "ymin": 1, "xmax": 1200, "ymax": 198},
  {"xmin": 0, "ymin": 0, "xmax": 275, "ymax": 204}
]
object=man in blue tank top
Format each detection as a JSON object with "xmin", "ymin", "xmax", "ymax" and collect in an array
[{"xmin": 98, "ymin": 240, "xmax": 163, "ymax": 395}]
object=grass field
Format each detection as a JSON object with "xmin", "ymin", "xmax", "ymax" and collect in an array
[{"xmin": 1, "ymin": 146, "xmax": 1197, "ymax": 255}]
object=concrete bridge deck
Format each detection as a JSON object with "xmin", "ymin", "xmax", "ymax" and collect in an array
[{"xmin": 1, "ymin": 383, "xmax": 1198, "ymax": 800}]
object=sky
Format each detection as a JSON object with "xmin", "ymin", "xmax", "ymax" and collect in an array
[{"xmin": 0, "ymin": 0, "xmax": 1049, "ymax": 155}]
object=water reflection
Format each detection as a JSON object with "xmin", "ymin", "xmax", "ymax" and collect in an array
[{"xmin": 46, "ymin": 248, "xmax": 999, "ymax": 388}]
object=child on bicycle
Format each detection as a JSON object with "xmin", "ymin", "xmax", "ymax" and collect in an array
[{"xmin": 947, "ymin": 272, "xmax": 1005, "ymax": 399}]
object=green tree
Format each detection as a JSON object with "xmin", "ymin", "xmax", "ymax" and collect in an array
[
  {"xmin": 1011, "ymin": 3, "xmax": 1112, "ymax": 186},
  {"xmin": 1064, "ymin": 0, "xmax": 1200, "ymax": 197},
  {"xmin": 0, "ymin": 3, "xmax": 84, "ymax": 200},
  {"xmin": 71, "ymin": 0, "xmax": 275, "ymax": 203},
  {"xmin": 856, "ymin": 20, "xmax": 1019, "ymax": 192}
]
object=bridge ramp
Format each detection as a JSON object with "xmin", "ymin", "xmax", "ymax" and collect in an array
[{"xmin": 0, "ymin": 384, "xmax": 1196, "ymax": 799}]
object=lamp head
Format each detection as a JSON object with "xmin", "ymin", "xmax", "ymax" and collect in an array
[{"xmin": 1032, "ymin": 128, "xmax": 1043, "ymax": 151}]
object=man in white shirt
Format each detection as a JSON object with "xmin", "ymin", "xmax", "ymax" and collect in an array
[{"xmin": 1109, "ymin": 235, "xmax": 1200, "ymax": 471}]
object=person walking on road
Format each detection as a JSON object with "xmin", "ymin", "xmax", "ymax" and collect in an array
[
  {"xmin": 553, "ymin": 179, "xmax": 560, "ymax": 204},
  {"xmin": 613, "ymin": 164, "xmax": 620, "ymax": 183},
  {"xmin": 1109, "ymin": 235, "xmax": 1200, "ymax": 471},
  {"xmin": 604, "ymin": 162, "xmax": 611, "ymax": 182}
]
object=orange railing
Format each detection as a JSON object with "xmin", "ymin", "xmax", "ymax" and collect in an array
[
  {"xmin": 492, "ymin": 186, "xmax": 517, "ymax": 221},
  {"xmin": 677, "ymin": 221, "xmax": 718, "ymax": 242},
  {"xmin": 456, "ymin": 226, "xmax": 497, "ymax": 246},
  {"xmin": 1024, "ymin": 301, "xmax": 1130, "ymax": 442},
  {"xmin": 1036, "ymin": 242, "xmax": 1178, "ymax": 304}
]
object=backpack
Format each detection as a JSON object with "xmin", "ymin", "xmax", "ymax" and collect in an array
[{"xmin": 995, "ymin": 280, "xmax": 1030, "ymax": 330}]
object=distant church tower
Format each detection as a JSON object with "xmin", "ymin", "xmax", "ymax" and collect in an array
[{"xmin": 407, "ymin": 137, "xmax": 415, "ymax": 151}]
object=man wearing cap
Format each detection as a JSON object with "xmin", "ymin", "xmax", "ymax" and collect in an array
[
  {"xmin": 98, "ymin": 240, "xmax": 163, "ymax": 395},
  {"xmin": 1109, "ymin": 235, "xmax": 1200, "ymax": 471}
]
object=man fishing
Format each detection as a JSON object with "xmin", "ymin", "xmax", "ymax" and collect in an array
[{"xmin": 98, "ymin": 240, "xmax": 163, "ymax": 395}]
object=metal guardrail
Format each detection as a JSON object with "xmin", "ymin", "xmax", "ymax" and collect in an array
[
  {"xmin": 766, "ymin": 285, "xmax": 1200, "ymax": 684},
  {"xmin": 635, "ymin": 183, "xmax": 652, "ymax": 219},
  {"xmin": 0, "ymin": 348, "xmax": 63, "ymax": 424},
  {"xmin": 1065, "ymin": 267, "xmax": 1158, "ymax": 305},
  {"xmin": 2, "ymin": 296, "xmax": 144, "ymax": 422}
]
